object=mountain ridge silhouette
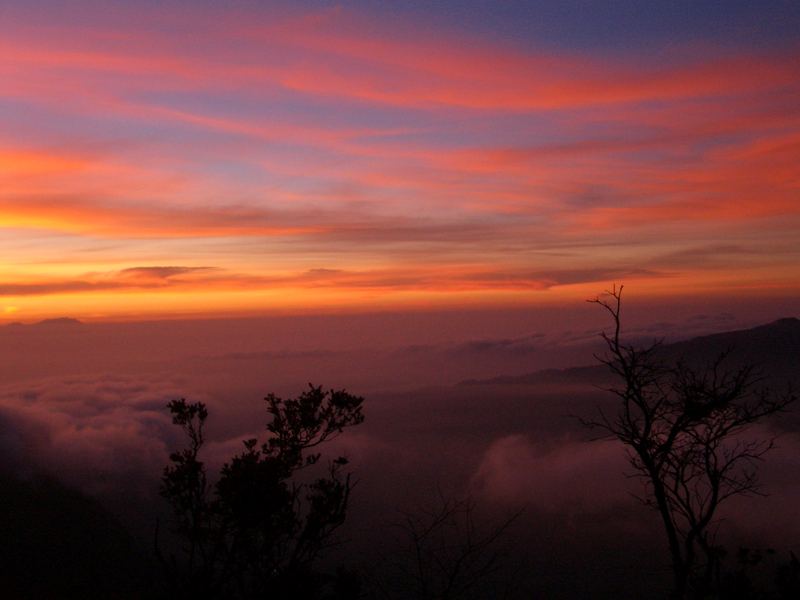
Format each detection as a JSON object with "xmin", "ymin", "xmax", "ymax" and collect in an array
[
  {"xmin": 3, "ymin": 317, "xmax": 83, "ymax": 329},
  {"xmin": 458, "ymin": 317, "xmax": 800, "ymax": 387}
]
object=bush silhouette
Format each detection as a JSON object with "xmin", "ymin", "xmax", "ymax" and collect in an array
[{"xmin": 158, "ymin": 384, "xmax": 364, "ymax": 600}]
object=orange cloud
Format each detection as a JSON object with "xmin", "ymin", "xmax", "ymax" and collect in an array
[
  {"xmin": 0, "ymin": 150, "xmax": 89, "ymax": 176},
  {"xmin": 1, "ymin": 6, "xmax": 799, "ymax": 319},
  {"xmin": 0, "ymin": 263, "xmax": 668, "ymax": 299},
  {"xmin": 0, "ymin": 196, "xmax": 327, "ymax": 238}
]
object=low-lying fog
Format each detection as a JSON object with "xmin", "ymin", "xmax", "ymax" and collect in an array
[{"xmin": 1, "ymin": 302, "xmax": 798, "ymax": 597}]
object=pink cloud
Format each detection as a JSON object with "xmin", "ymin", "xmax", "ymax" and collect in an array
[
  {"xmin": 0, "ymin": 375, "xmax": 201, "ymax": 497},
  {"xmin": 471, "ymin": 435, "xmax": 631, "ymax": 515}
]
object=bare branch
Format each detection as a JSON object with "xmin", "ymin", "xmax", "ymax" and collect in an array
[{"xmin": 584, "ymin": 286, "xmax": 796, "ymax": 599}]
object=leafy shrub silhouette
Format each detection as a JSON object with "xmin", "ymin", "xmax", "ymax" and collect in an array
[
  {"xmin": 713, "ymin": 547, "xmax": 800, "ymax": 599},
  {"xmin": 158, "ymin": 384, "xmax": 364, "ymax": 600}
]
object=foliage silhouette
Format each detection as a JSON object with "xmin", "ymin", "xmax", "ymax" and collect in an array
[
  {"xmin": 584, "ymin": 286, "xmax": 795, "ymax": 599},
  {"xmin": 158, "ymin": 384, "xmax": 364, "ymax": 600},
  {"xmin": 364, "ymin": 494, "xmax": 523, "ymax": 600},
  {"xmin": 716, "ymin": 547, "xmax": 800, "ymax": 599}
]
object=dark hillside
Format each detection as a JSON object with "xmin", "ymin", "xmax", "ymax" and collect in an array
[
  {"xmin": 461, "ymin": 317, "xmax": 800, "ymax": 388},
  {"xmin": 0, "ymin": 472, "xmax": 153, "ymax": 599}
]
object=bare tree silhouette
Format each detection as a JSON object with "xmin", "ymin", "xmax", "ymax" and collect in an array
[
  {"xmin": 584, "ymin": 285, "xmax": 795, "ymax": 599},
  {"xmin": 365, "ymin": 494, "xmax": 523, "ymax": 600},
  {"xmin": 158, "ymin": 384, "xmax": 364, "ymax": 600}
]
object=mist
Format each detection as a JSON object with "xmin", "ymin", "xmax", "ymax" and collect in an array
[{"xmin": 1, "ymin": 307, "xmax": 798, "ymax": 597}]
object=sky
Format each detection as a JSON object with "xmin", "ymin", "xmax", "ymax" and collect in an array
[
  {"xmin": 1, "ymin": 0, "xmax": 799, "ymax": 321},
  {"xmin": 2, "ymin": 6, "xmax": 800, "ymax": 593}
]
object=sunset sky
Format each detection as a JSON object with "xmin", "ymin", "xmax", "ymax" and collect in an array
[
  {"xmin": 2, "ymin": 0, "xmax": 799, "ymax": 321},
  {"xmin": 3, "ymin": 7, "xmax": 800, "ymax": 595}
]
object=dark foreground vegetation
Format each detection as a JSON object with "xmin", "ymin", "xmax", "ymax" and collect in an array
[
  {"xmin": 157, "ymin": 385, "xmax": 364, "ymax": 599},
  {"xmin": 1, "ymin": 295, "xmax": 799, "ymax": 599},
  {"xmin": 585, "ymin": 287, "xmax": 796, "ymax": 598},
  {"xmin": 0, "ymin": 472, "xmax": 152, "ymax": 599}
]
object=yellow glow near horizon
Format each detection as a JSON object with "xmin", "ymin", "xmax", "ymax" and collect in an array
[{"xmin": 1, "ymin": 4, "xmax": 799, "ymax": 322}]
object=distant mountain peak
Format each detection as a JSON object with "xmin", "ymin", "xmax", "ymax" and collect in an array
[
  {"xmin": 3, "ymin": 317, "xmax": 83, "ymax": 329},
  {"xmin": 768, "ymin": 317, "xmax": 800, "ymax": 327},
  {"xmin": 692, "ymin": 316, "xmax": 800, "ymax": 342},
  {"xmin": 35, "ymin": 317, "xmax": 83, "ymax": 327}
]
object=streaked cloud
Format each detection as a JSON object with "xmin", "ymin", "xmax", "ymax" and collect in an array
[{"xmin": 1, "ymin": 2, "xmax": 798, "ymax": 319}]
